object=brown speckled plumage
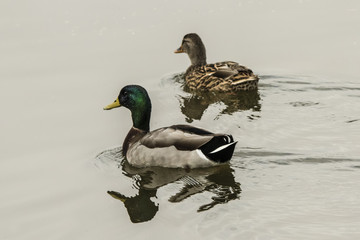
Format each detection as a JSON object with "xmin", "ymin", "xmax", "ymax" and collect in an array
[{"xmin": 175, "ymin": 33, "xmax": 259, "ymax": 92}]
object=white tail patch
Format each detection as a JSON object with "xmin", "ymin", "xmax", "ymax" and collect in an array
[
  {"xmin": 209, "ymin": 141, "xmax": 237, "ymax": 154},
  {"xmin": 231, "ymin": 77, "xmax": 258, "ymax": 85}
]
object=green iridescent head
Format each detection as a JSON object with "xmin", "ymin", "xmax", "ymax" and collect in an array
[{"xmin": 104, "ymin": 85, "xmax": 152, "ymax": 131}]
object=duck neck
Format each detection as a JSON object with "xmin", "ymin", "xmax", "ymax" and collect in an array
[
  {"xmin": 131, "ymin": 105, "xmax": 151, "ymax": 132},
  {"xmin": 189, "ymin": 47, "xmax": 207, "ymax": 66}
]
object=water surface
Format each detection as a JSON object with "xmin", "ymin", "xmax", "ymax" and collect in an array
[{"xmin": 1, "ymin": 0, "xmax": 360, "ymax": 239}]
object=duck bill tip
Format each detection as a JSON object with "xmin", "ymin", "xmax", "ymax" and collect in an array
[
  {"xmin": 103, "ymin": 99, "xmax": 121, "ymax": 110},
  {"xmin": 174, "ymin": 47, "xmax": 184, "ymax": 54}
]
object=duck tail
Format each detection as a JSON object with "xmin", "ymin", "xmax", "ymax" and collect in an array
[
  {"xmin": 231, "ymin": 75, "xmax": 259, "ymax": 85},
  {"xmin": 199, "ymin": 135, "xmax": 237, "ymax": 163}
]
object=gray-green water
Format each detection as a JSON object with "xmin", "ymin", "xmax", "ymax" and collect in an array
[{"xmin": 1, "ymin": 0, "xmax": 360, "ymax": 239}]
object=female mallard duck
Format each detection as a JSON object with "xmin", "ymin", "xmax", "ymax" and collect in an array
[
  {"xmin": 104, "ymin": 85, "xmax": 237, "ymax": 168},
  {"xmin": 175, "ymin": 33, "xmax": 259, "ymax": 91}
]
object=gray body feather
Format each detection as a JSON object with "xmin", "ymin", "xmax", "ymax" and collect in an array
[{"xmin": 125, "ymin": 125, "xmax": 233, "ymax": 168}]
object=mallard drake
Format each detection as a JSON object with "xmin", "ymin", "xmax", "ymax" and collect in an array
[
  {"xmin": 175, "ymin": 33, "xmax": 259, "ymax": 91},
  {"xmin": 104, "ymin": 85, "xmax": 237, "ymax": 168}
]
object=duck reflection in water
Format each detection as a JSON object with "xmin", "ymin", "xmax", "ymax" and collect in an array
[
  {"xmin": 172, "ymin": 73, "xmax": 261, "ymax": 122},
  {"xmin": 108, "ymin": 159, "xmax": 241, "ymax": 223}
]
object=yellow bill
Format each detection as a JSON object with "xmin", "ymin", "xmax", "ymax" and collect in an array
[{"xmin": 103, "ymin": 98, "xmax": 121, "ymax": 110}]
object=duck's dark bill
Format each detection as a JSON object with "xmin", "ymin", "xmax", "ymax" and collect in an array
[
  {"xmin": 104, "ymin": 99, "xmax": 121, "ymax": 110},
  {"xmin": 174, "ymin": 47, "xmax": 184, "ymax": 53}
]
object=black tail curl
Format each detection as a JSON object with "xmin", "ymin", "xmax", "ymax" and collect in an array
[{"xmin": 199, "ymin": 135, "xmax": 237, "ymax": 163}]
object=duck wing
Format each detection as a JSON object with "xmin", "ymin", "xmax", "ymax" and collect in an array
[
  {"xmin": 139, "ymin": 124, "xmax": 237, "ymax": 164},
  {"xmin": 206, "ymin": 61, "xmax": 254, "ymax": 79},
  {"xmin": 140, "ymin": 125, "xmax": 216, "ymax": 151}
]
